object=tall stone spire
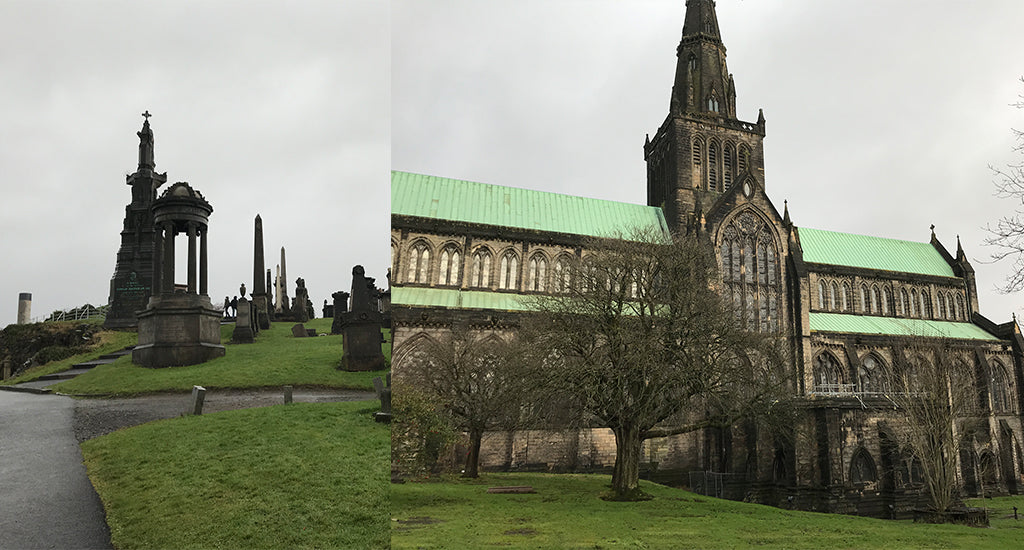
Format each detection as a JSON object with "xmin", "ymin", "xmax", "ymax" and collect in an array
[
  {"xmin": 104, "ymin": 113, "xmax": 168, "ymax": 329},
  {"xmin": 670, "ymin": 0, "xmax": 736, "ymax": 118},
  {"xmin": 251, "ymin": 214, "xmax": 270, "ymax": 330}
]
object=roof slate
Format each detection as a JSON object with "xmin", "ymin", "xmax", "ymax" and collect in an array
[
  {"xmin": 799, "ymin": 227, "xmax": 955, "ymax": 277},
  {"xmin": 809, "ymin": 312, "xmax": 998, "ymax": 341},
  {"xmin": 391, "ymin": 171, "xmax": 670, "ymax": 239}
]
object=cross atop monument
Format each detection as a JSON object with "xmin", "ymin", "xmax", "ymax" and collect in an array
[{"xmin": 142, "ymin": 110, "xmax": 152, "ymax": 121}]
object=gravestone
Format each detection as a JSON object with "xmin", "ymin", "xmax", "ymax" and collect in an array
[
  {"xmin": 232, "ymin": 298, "xmax": 255, "ymax": 343},
  {"xmin": 372, "ymin": 373, "xmax": 391, "ymax": 423},
  {"xmin": 338, "ymin": 265, "xmax": 385, "ymax": 372},
  {"xmin": 105, "ymin": 114, "xmax": 167, "ymax": 329},
  {"xmin": 331, "ymin": 291, "xmax": 349, "ymax": 335},
  {"xmin": 133, "ymin": 182, "xmax": 225, "ymax": 367},
  {"xmin": 250, "ymin": 215, "xmax": 270, "ymax": 330},
  {"xmin": 291, "ymin": 323, "xmax": 307, "ymax": 338},
  {"xmin": 265, "ymin": 269, "xmax": 275, "ymax": 322},
  {"xmin": 292, "ymin": 278, "xmax": 310, "ymax": 323},
  {"xmin": 323, "ymin": 299, "xmax": 333, "ymax": 319}
]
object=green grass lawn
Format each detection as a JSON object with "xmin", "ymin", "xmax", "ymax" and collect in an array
[
  {"xmin": 82, "ymin": 400, "xmax": 388, "ymax": 549},
  {"xmin": 1, "ymin": 328, "xmax": 137, "ymax": 385},
  {"xmin": 392, "ymin": 473, "xmax": 1024, "ymax": 549},
  {"xmin": 51, "ymin": 319, "xmax": 390, "ymax": 396}
]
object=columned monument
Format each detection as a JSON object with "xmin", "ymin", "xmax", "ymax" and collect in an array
[
  {"xmin": 133, "ymin": 182, "xmax": 225, "ymax": 367},
  {"xmin": 104, "ymin": 112, "xmax": 167, "ymax": 328}
]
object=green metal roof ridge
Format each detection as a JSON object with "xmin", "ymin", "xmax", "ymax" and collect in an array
[
  {"xmin": 392, "ymin": 170, "xmax": 670, "ymax": 239},
  {"xmin": 798, "ymin": 227, "xmax": 955, "ymax": 277},
  {"xmin": 392, "ymin": 286, "xmax": 536, "ymax": 312},
  {"xmin": 808, "ymin": 312, "xmax": 999, "ymax": 341}
]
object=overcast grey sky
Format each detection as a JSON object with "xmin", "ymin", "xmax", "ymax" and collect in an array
[
  {"xmin": 392, "ymin": 0, "xmax": 1024, "ymax": 323},
  {"xmin": 0, "ymin": 0, "xmax": 389, "ymax": 326}
]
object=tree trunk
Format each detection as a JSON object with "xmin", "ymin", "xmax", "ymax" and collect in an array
[
  {"xmin": 463, "ymin": 428, "xmax": 483, "ymax": 478},
  {"xmin": 611, "ymin": 424, "xmax": 643, "ymax": 499}
]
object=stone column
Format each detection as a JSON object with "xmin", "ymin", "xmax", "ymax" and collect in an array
[
  {"xmin": 152, "ymin": 228, "xmax": 164, "ymax": 295},
  {"xmin": 199, "ymin": 226, "xmax": 209, "ymax": 296},
  {"xmin": 17, "ymin": 293, "xmax": 31, "ymax": 324},
  {"xmin": 163, "ymin": 222, "xmax": 175, "ymax": 294},
  {"xmin": 187, "ymin": 222, "xmax": 197, "ymax": 294},
  {"xmin": 252, "ymin": 215, "xmax": 269, "ymax": 330}
]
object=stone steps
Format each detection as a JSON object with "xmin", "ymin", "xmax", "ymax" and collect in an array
[{"xmin": 0, "ymin": 345, "xmax": 135, "ymax": 393}]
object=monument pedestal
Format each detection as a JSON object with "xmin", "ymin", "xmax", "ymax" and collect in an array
[{"xmin": 134, "ymin": 293, "xmax": 225, "ymax": 368}]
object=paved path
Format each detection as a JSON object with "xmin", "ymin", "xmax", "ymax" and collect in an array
[
  {"xmin": 0, "ymin": 386, "xmax": 375, "ymax": 549},
  {"xmin": 0, "ymin": 391, "xmax": 112, "ymax": 549}
]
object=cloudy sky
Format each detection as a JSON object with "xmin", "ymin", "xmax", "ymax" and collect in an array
[
  {"xmin": 0, "ymin": 0, "xmax": 389, "ymax": 326},
  {"xmin": 393, "ymin": 0, "xmax": 1024, "ymax": 323}
]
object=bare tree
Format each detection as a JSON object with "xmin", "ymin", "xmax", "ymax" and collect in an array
[
  {"xmin": 523, "ymin": 230, "xmax": 789, "ymax": 500},
  {"xmin": 985, "ymin": 77, "xmax": 1024, "ymax": 291},
  {"xmin": 879, "ymin": 347, "xmax": 977, "ymax": 515},
  {"xmin": 398, "ymin": 328, "xmax": 534, "ymax": 478}
]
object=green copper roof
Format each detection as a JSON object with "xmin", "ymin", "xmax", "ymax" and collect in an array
[
  {"xmin": 799, "ymin": 227, "xmax": 955, "ymax": 277},
  {"xmin": 809, "ymin": 313, "xmax": 999, "ymax": 341},
  {"xmin": 392, "ymin": 171, "xmax": 670, "ymax": 239},
  {"xmin": 392, "ymin": 287, "xmax": 533, "ymax": 312}
]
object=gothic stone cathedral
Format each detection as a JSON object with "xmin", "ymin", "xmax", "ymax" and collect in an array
[{"xmin": 390, "ymin": 1, "xmax": 1024, "ymax": 516}]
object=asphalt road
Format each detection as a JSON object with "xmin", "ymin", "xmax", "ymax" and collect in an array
[{"xmin": 0, "ymin": 391, "xmax": 112, "ymax": 550}]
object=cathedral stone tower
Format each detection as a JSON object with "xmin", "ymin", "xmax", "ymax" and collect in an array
[
  {"xmin": 104, "ymin": 113, "xmax": 167, "ymax": 329},
  {"xmin": 644, "ymin": 0, "xmax": 766, "ymax": 234}
]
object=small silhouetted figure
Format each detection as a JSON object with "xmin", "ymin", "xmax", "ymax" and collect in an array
[
  {"xmin": 223, "ymin": 297, "xmax": 231, "ymax": 318},
  {"xmin": 230, "ymin": 296, "xmax": 238, "ymax": 317}
]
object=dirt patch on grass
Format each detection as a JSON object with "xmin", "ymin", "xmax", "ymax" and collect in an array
[
  {"xmin": 393, "ymin": 516, "xmax": 443, "ymax": 532},
  {"xmin": 503, "ymin": 528, "xmax": 539, "ymax": 536}
]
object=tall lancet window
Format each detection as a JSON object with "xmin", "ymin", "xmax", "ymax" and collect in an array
[
  {"xmin": 526, "ymin": 255, "xmax": 547, "ymax": 292},
  {"xmin": 720, "ymin": 212, "xmax": 780, "ymax": 333},
  {"xmin": 407, "ymin": 243, "xmax": 430, "ymax": 284},
  {"xmin": 708, "ymin": 141, "xmax": 719, "ymax": 191},
  {"xmin": 723, "ymin": 144, "xmax": 734, "ymax": 190},
  {"xmin": 470, "ymin": 249, "xmax": 491, "ymax": 288},
  {"xmin": 553, "ymin": 256, "xmax": 571, "ymax": 293},
  {"xmin": 499, "ymin": 252, "xmax": 519, "ymax": 290},
  {"xmin": 437, "ymin": 246, "xmax": 460, "ymax": 286}
]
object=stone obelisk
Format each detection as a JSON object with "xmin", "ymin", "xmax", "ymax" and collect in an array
[
  {"xmin": 278, "ymin": 247, "xmax": 289, "ymax": 313},
  {"xmin": 251, "ymin": 215, "xmax": 270, "ymax": 330},
  {"xmin": 265, "ymin": 268, "xmax": 275, "ymax": 322}
]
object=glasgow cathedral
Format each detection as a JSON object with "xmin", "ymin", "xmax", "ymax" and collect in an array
[{"xmin": 390, "ymin": 0, "xmax": 1024, "ymax": 516}]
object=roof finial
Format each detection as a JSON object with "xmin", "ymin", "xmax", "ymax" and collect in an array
[
  {"xmin": 142, "ymin": 110, "xmax": 152, "ymax": 121},
  {"xmin": 783, "ymin": 199, "xmax": 791, "ymax": 225},
  {"xmin": 930, "ymin": 224, "xmax": 936, "ymax": 240}
]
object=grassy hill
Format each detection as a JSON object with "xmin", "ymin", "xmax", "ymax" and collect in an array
[
  {"xmin": 51, "ymin": 318, "xmax": 389, "ymax": 395},
  {"xmin": 392, "ymin": 473, "xmax": 1024, "ymax": 549}
]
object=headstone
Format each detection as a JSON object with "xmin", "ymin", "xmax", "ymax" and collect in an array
[
  {"xmin": 306, "ymin": 328, "xmax": 317, "ymax": 337},
  {"xmin": 323, "ymin": 299, "xmax": 333, "ymax": 319},
  {"xmin": 291, "ymin": 323, "xmax": 307, "ymax": 338},
  {"xmin": 373, "ymin": 373, "xmax": 391, "ymax": 423},
  {"xmin": 292, "ymin": 278, "xmax": 310, "ymax": 323},
  {"xmin": 105, "ymin": 115, "xmax": 166, "ymax": 329},
  {"xmin": 339, "ymin": 265, "xmax": 386, "ymax": 372},
  {"xmin": 17, "ymin": 293, "xmax": 31, "ymax": 325},
  {"xmin": 186, "ymin": 385, "xmax": 206, "ymax": 415},
  {"xmin": 283, "ymin": 385, "xmax": 293, "ymax": 404},
  {"xmin": 132, "ymin": 181, "xmax": 226, "ymax": 368},
  {"xmin": 232, "ymin": 298, "xmax": 255, "ymax": 343},
  {"xmin": 331, "ymin": 291, "xmax": 349, "ymax": 335},
  {"xmin": 250, "ymin": 215, "xmax": 270, "ymax": 330}
]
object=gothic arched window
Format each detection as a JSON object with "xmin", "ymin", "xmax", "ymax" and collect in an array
[
  {"xmin": 723, "ymin": 143, "xmax": 735, "ymax": 190},
  {"xmin": 437, "ymin": 246, "xmax": 460, "ymax": 286},
  {"xmin": 882, "ymin": 287, "xmax": 892, "ymax": 316},
  {"xmin": 899, "ymin": 288, "xmax": 908, "ymax": 317},
  {"xmin": 719, "ymin": 213, "xmax": 780, "ymax": 332},
  {"xmin": 553, "ymin": 256, "xmax": 571, "ymax": 293},
  {"xmin": 688, "ymin": 54, "xmax": 697, "ymax": 71},
  {"xmin": 859, "ymin": 355, "xmax": 883, "ymax": 393},
  {"xmin": 860, "ymin": 284, "xmax": 870, "ymax": 313},
  {"xmin": 498, "ymin": 251, "xmax": 519, "ymax": 290},
  {"xmin": 991, "ymin": 360, "xmax": 1014, "ymax": 413},
  {"xmin": 814, "ymin": 352, "xmax": 843, "ymax": 391},
  {"xmin": 738, "ymin": 144, "xmax": 751, "ymax": 173},
  {"xmin": 841, "ymin": 282, "xmax": 851, "ymax": 312},
  {"xmin": 526, "ymin": 255, "xmax": 547, "ymax": 292},
  {"xmin": 920, "ymin": 291, "xmax": 931, "ymax": 319},
  {"xmin": 407, "ymin": 242, "xmax": 430, "ymax": 284},
  {"xmin": 870, "ymin": 285, "xmax": 880, "ymax": 315},
  {"xmin": 910, "ymin": 289, "xmax": 918, "ymax": 317},
  {"xmin": 829, "ymin": 282, "xmax": 838, "ymax": 311},
  {"xmin": 850, "ymin": 448, "xmax": 877, "ymax": 484},
  {"xmin": 818, "ymin": 281, "xmax": 827, "ymax": 310},
  {"xmin": 470, "ymin": 249, "xmax": 492, "ymax": 288},
  {"xmin": 708, "ymin": 140, "xmax": 720, "ymax": 191},
  {"xmin": 955, "ymin": 294, "xmax": 965, "ymax": 320}
]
